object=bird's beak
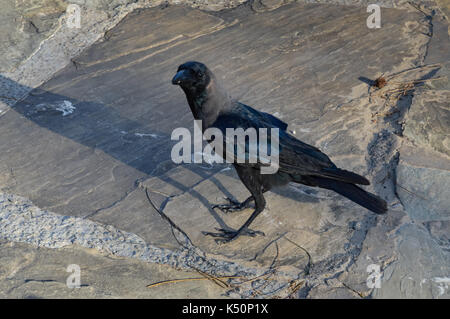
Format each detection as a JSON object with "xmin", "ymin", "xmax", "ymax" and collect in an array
[{"xmin": 172, "ymin": 69, "xmax": 188, "ymax": 85}]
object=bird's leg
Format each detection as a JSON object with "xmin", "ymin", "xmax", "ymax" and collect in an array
[
  {"xmin": 212, "ymin": 196, "xmax": 254, "ymax": 213},
  {"xmin": 212, "ymin": 189, "xmax": 268, "ymax": 213},
  {"xmin": 203, "ymin": 166, "xmax": 266, "ymax": 244}
]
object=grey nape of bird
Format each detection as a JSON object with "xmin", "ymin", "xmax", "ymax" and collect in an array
[{"xmin": 172, "ymin": 61, "xmax": 387, "ymax": 244}]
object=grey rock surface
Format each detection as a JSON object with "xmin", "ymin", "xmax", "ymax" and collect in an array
[
  {"xmin": 0, "ymin": 0, "xmax": 247, "ymax": 117},
  {"xmin": 380, "ymin": 8, "xmax": 450, "ymax": 299},
  {"xmin": 396, "ymin": 145, "xmax": 450, "ymax": 222},
  {"xmin": 0, "ymin": 0, "xmax": 449, "ymax": 298},
  {"xmin": 403, "ymin": 90, "xmax": 450, "ymax": 155},
  {"xmin": 0, "ymin": 0, "xmax": 66, "ymax": 72},
  {"xmin": 0, "ymin": 239, "xmax": 228, "ymax": 298}
]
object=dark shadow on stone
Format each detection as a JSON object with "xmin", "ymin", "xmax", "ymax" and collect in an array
[
  {"xmin": 358, "ymin": 76, "xmax": 375, "ymax": 87},
  {"xmin": 0, "ymin": 74, "xmax": 317, "ymax": 230}
]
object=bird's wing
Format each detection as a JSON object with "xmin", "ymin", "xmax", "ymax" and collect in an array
[
  {"xmin": 236, "ymin": 102, "xmax": 288, "ymax": 131},
  {"xmin": 211, "ymin": 110, "xmax": 369, "ymax": 185},
  {"xmin": 211, "ymin": 109, "xmax": 328, "ymax": 171},
  {"xmin": 278, "ymin": 130, "xmax": 334, "ymax": 171},
  {"xmin": 210, "ymin": 110, "xmax": 279, "ymax": 167},
  {"xmin": 278, "ymin": 132, "xmax": 370, "ymax": 185},
  {"xmin": 212, "ymin": 107, "xmax": 332, "ymax": 171}
]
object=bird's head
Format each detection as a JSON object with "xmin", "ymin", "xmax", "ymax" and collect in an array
[{"xmin": 171, "ymin": 61, "xmax": 211, "ymax": 94}]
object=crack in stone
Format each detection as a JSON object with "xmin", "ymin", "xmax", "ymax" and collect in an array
[
  {"xmin": 407, "ymin": 2, "xmax": 435, "ymax": 63},
  {"xmin": 83, "ymin": 184, "xmax": 138, "ymax": 219}
]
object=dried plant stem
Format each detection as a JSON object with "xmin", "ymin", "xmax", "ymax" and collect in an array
[{"xmin": 146, "ymin": 275, "xmax": 242, "ymax": 289}]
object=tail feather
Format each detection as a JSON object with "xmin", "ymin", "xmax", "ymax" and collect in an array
[
  {"xmin": 312, "ymin": 177, "xmax": 387, "ymax": 215},
  {"xmin": 321, "ymin": 167, "xmax": 370, "ymax": 185}
]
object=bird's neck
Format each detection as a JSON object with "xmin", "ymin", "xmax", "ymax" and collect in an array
[{"xmin": 184, "ymin": 81, "xmax": 231, "ymax": 129}]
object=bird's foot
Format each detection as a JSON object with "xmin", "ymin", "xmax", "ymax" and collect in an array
[
  {"xmin": 202, "ymin": 227, "xmax": 265, "ymax": 244},
  {"xmin": 212, "ymin": 197, "xmax": 251, "ymax": 213}
]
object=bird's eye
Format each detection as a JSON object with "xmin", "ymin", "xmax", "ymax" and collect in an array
[{"xmin": 197, "ymin": 72, "xmax": 204, "ymax": 77}]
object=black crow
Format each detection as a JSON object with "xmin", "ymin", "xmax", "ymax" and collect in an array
[{"xmin": 172, "ymin": 61, "xmax": 387, "ymax": 244}]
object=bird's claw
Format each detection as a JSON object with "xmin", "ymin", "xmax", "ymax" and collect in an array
[
  {"xmin": 202, "ymin": 227, "xmax": 265, "ymax": 244},
  {"xmin": 212, "ymin": 197, "xmax": 249, "ymax": 213}
]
